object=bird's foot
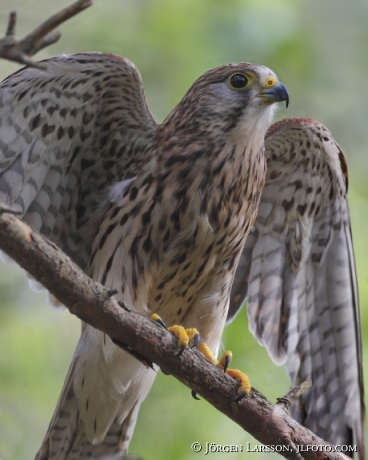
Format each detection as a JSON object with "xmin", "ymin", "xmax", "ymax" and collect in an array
[
  {"xmin": 151, "ymin": 314, "xmax": 199, "ymax": 355},
  {"xmin": 151, "ymin": 314, "xmax": 251, "ymax": 399},
  {"xmin": 196, "ymin": 342, "xmax": 251, "ymax": 399}
]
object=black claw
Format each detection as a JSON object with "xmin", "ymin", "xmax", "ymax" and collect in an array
[
  {"xmin": 118, "ymin": 300, "xmax": 131, "ymax": 312},
  {"xmin": 176, "ymin": 345, "xmax": 186, "ymax": 356},
  {"xmin": 191, "ymin": 390, "xmax": 200, "ymax": 400},
  {"xmin": 189, "ymin": 333, "xmax": 200, "ymax": 348},
  {"xmin": 234, "ymin": 391, "xmax": 246, "ymax": 403},
  {"xmin": 223, "ymin": 355, "xmax": 231, "ymax": 373},
  {"xmin": 153, "ymin": 317, "xmax": 168, "ymax": 329}
]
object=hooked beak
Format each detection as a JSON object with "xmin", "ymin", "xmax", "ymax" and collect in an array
[{"xmin": 258, "ymin": 82, "xmax": 289, "ymax": 108}]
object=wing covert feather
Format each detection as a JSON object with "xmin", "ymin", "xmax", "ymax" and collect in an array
[
  {"xmin": 229, "ymin": 117, "xmax": 364, "ymax": 456},
  {"xmin": 0, "ymin": 52, "xmax": 157, "ymax": 268}
]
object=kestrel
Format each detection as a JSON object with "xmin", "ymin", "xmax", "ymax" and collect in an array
[{"xmin": 0, "ymin": 53, "xmax": 364, "ymax": 459}]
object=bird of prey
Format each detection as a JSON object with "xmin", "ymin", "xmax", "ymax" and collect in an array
[{"xmin": 0, "ymin": 52, "xmax": 364, "ymax": 459}]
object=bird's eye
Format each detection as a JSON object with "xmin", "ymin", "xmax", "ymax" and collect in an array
[{"xmin": 228, "ymin": 73, "xmax": 249, "ymax": 90}]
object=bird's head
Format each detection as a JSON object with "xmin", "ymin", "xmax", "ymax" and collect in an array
[{"xmin": 162, "ymin": 63, "xmax": 288, "ymax": 144}]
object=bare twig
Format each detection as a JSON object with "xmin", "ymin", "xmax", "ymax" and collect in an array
[
  {"xmin": 0, "ymin": 0, "xmax": 92, "ymax": 69},
  {"xmin": 0, "ymin": 205, "xmax": 353, "ymax": 460},
  {"xmin": 277, "ymin": 381, "xmax": 313, "ymax": 412}
]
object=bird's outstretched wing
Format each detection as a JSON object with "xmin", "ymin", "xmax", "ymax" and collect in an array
[
  {"xmin": 0, "ymin": 52, "xmax": 157, "ymax": 270},
  {"xmin": 0, "ymin": 53, "xmax": 161, "ymax": 456},
  {"xmin": 229, "ymin": 117, "xmax": 365, "ymax": 457}
]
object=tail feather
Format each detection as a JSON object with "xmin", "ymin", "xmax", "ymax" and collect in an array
[{"xmin": 36, "ymin": 326, "xmax": 157, "ymax": 459}]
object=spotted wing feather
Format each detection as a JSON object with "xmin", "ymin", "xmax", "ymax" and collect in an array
[
  {"xmin": 0, "ymin": 52, "xmax": 156, "ymax": 269},
  {"xmin": 229, "ymin": 118, "xmax": 364, "ymax": 457},
  {"xmin": 0, "ymin": 52, "xmax": 160, "ymax": 457}
]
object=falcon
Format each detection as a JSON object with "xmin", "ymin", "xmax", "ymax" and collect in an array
[{"xmin": 0, "ymin": 52, "xmax": 364, "ymax": 459}]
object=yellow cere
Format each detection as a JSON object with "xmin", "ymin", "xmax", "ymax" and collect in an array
[{"xmin": 266, "ymin": 76, "xmax": 277, "ymax": 87}]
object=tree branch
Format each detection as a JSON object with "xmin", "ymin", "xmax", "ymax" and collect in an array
[
  {"xmin": 0, "ymin": 0, "xmax": 92, "ymax": 69},
  {"xmin": 0, "ymin": 204, "xmax": 353, "ymax": 460}
]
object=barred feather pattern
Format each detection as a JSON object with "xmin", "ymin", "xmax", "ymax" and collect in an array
[
  {"xmin": 229, "ymin": 118, "xmax": 365, "ymax": 458},
  {"xmin": 0, "ymin": 53, "xmax": 157, "ymax": 269}
]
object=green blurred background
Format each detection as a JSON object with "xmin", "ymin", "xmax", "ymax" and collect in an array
[{"xmin": 0, "ymin": 0, "xmax": 367, "ymax": 458}]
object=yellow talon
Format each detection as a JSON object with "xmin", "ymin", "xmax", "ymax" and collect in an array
[
  {"xmin": 195, "ymin": 342, "xmax": 218, "ymax": 365},
  {"xmin": 185, "ymin": 328, "xmax": 200, "ymax": 344},
  {"xmin": 218, "ymin": 350, "xmax": 232, "ymax": 371},
  {"xmin": 151, "ymin": 315, "xmax": 199, "ymax": 349},
  {"xmin": 166, "ymin": 326, "xmax": 200, "ymax": 349},
  {"xmin": 195, "ymin": 346, "xmax": 251, "ymax": 397},
  {"xmin": 151, "ymin": 314, "xmax": 251, "ymax": 397},
  {"xmin": 167, "ymin": 325, "xmax": 190, "ymax": 347},
  {"xmin": 226, "ymin": 368, "xmax": 251, "ymax": 396},
  {"xmin": 151, "ymin": 313, "xmax": 167, "ymax": 329}
]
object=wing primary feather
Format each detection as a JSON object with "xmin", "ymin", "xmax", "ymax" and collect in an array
[{"xmin": 229, "ymin": 117, "xmax": 365, "ymax": 457}]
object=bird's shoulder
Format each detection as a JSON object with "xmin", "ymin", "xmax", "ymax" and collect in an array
[{"xmin": 0, "ymin": 52, "xmax": 157, "ymax": 269}]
